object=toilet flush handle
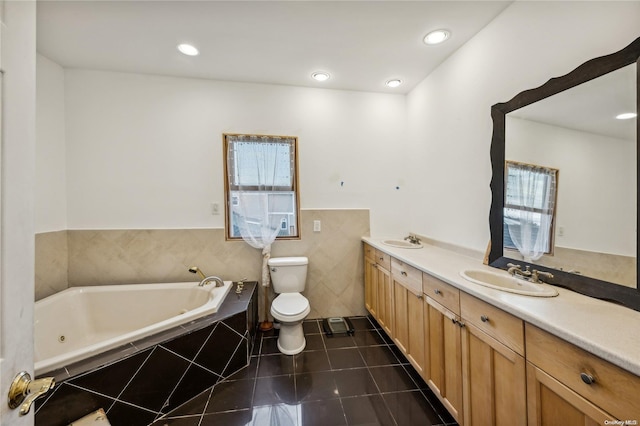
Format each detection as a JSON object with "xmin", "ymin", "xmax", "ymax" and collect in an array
[{"xmin": 271, "ymin": 267, "xmax": 276, "ymax": 272}]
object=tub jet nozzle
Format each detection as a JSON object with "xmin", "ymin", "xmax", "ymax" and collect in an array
[{"xmin": 188, "ymin": 266, "xmax": 207, "ymax": 280}]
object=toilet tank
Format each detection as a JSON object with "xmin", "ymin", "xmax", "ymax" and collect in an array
[{"xmin": 268, "ymin": 257, "xmax": 308, "ymax": 293}]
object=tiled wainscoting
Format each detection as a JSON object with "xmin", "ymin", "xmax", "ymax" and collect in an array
[
  {"xmin": 35, "ymin": 284, "xmax": 257, "ymax": 426},
  {"xmin": 35, "ymin": 209, "xmax": 369, "ymax": 319}
]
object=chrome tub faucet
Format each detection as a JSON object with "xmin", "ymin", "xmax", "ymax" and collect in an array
[{"xmin": 188, "ymin": 266, "xmax": 225, "ymax": 287}]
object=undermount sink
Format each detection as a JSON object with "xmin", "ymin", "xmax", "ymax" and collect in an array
[
  {"xmin": 460, "ymin": 269, "xmax": 558, "ymax": 297},
  {"xmin": 382, "ymin": 239, "xmax": 423, "ymax": 249}
]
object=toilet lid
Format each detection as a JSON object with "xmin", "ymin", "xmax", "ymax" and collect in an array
[{"xmin": 272, "ymin": 293, "xmax": 309, "ymax": 317}]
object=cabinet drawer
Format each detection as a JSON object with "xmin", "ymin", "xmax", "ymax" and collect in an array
[
  {"xmin": 422, "ymin": 273, "xmax": 460, "ymax": 315},
  {"xmin": 364, "ymin": 243, "xmax": 376, "ymax": 261},
  {"xmin": 526, "ymin": 324, "xmax": 640, "ymax": 419},
  {"xmin": 391, "ymin": 258, "xmax": 422, "ymax": 294},
  {"xmin": 460, "ymin": 293, "xmax": 524, "ymax": 355},
  {"xmin": 375, "ymin": 250, "xmax": 391, "ymax": 271}
]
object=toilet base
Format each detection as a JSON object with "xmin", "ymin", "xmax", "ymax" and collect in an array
[{"xmin": 276, "ymin": 321, "xmax": 306, "ymax": 355}]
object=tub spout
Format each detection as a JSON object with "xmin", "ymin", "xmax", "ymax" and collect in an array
[{"xmin": 199, "ymin": 276, "xmax": 224, "ymax": 287}]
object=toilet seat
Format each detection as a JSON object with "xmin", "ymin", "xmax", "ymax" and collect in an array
[{"xmin": 271, "ymin": 293, "xmax": 310, "ymax": 322}]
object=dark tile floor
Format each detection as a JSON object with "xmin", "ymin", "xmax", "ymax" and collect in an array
[{"xmin": 152, "ymin": 316, "xmax": 458, "ymax": 426}]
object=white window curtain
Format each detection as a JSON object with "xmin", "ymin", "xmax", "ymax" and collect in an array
[
  {"xmin": 504, "ymin": 162, "xmax": 557, "ymax": 262},
  {"xmin": 226, "ymin": 135, "xmax": 296, "ymax": 287}
]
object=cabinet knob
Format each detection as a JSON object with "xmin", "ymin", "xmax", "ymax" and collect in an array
[
  {"xmin": 379, "ymin": 257, "xmax": 384, "ymax": 261},
  {"xmin": 580, "ymin": 373, "xmax": 595, "ymax": 385},
  {"xmin": 480, "ymin": 315, "xmax": 489, "ymax": 323},
  {"xmin": 416, "ymin": 293, "xmax": 423, "ymax": 299},
  {"xmin": 434, "ymin": 289, "xmax": 442, "ymax": 295},
  {"xmin": 401, "ymin": 271, "xmax": 407, "ymax": 276}
]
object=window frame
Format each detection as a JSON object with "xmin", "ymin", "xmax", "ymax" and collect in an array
[{"xmin": 222, "ymin": 133, "xmax": 301, "ymax": 241}]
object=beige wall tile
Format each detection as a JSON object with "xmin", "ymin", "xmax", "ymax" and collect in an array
[
  {"xmin": 35, "ymin": 231, "xmax": 68, "ymax": 300},
  {"xmin": 37, "ymin": 209, "xmax": 370, "ymax": 319}
]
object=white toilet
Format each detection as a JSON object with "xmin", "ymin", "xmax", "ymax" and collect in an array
[{"xmin": 268, "ymin": 256, "xmax": 311, "ymax": 355}]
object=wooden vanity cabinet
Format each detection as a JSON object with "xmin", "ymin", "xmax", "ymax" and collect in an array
[
  {"xmin": 375, "ymin": 253, "xmax": 393, "ymax": 336},
  {"xmin": 423, "ymin": 289, "xmax": 464, "ymax": 424},
  {"xmin": 363, "ymin": 244, "xmax": 378, "ymax": 317},
  {"xmin": 391, "ymin": 259, "xmax": 425, "ymax": 376},
  {"xmin": 527, "ymin": 362, "xmax": 613, "ymax": 425},
  {"xmin": 460, "ymin": 293, "xmax": 527, "ymax": 426},
  {"xmin": 363, "ymin": 244, "xmax": 392, "ymax": 335},
  {"xmin": 526, "ymin": 324, "xmax": 640, "ymax": 422}
]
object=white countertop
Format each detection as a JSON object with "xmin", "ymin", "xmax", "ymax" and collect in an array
[{"xmin": 363, "ymin": 237, "xmax": 640, "ymax": 377}]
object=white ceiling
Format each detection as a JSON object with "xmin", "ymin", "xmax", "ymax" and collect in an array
[{"xmin": 36, "ymin": 1, "xmax": 512, "ymax": 94}]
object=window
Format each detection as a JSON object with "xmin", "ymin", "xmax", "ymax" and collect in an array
[
  {"xmin": 223, "ymin": 134, "xmax": 300, "ymax": 241},
  {"xmin": 503, "ymin": 161, "xmax": 558, "ymax": 256}
]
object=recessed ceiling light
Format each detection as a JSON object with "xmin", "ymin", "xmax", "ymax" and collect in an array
[
  {"xmin": 423, "ymin": 29, "xmax": 450, "ymax": 45},
  {"xmin": 177, "ymin": 44, "xmax": 199, "ymax": 56},
  {"xmin": 311, "ymin": 72, "xmax": 330, "ymax": 82},
  {"xmin": 616, "ymin": 112, "xmax": 637, "ymax": 120},
  {"xmin": 386, "ymin": 79, "xmax": 402, "ymax": 88}
]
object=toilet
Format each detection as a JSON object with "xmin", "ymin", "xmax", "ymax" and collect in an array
[{"xmin": 268, "ymin": 256, "xmax": 311, "ymax": 355}]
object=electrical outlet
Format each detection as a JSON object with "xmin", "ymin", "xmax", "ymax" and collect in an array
[
  {"xmin": 211, "ymin": 203, "xmax": 220, "ymax": 215},
  {"xmin": 313, "ymin": 220, "xmax": 321, "ymax": 232}
]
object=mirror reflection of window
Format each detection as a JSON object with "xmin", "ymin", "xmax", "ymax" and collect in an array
[{"xmin": 504, "ymin": 161, "xmax": 558, "ymax": 261}]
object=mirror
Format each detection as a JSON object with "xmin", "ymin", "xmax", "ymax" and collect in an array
[{"xmin": 489, "ymin": 37, "xmax": 640, "ymax": 311}]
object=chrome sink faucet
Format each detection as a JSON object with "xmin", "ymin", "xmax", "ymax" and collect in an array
[
  {"xmin": 404, "ymin": 234, "xmax": 421, "ymax": 245},
  {"xmin": 507, "ymin": 263, "xmax": 554, "ymax": 284},
  {"xmin": 507, "ymin": 263, "xmax": 532, "ymax": 280},
  {"xmin": 531, "ymin": 270, "xmax": 554, "ymax": 284}
]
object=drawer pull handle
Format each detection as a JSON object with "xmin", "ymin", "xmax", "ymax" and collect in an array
[
  {"xmin": 580, "ymin": 373, "xmax": 595, "ymax": 385},
  {"xmin": 434, "ymin": 289, "xmax": 442, "ymax": 295},
  {"xmin": 480, "ymin": 315, "xmax": 489, "ymax": 323},
  {"xmin": 416, "ymin": 294, "xmax": 423, "ymax": 299},
  {"xmin": 401, "ymin": 271, "xmax": 407, "ymax": 276},
  {"xmin": 380, "ymin": 257, "xmax": 384, "ymax": 261}
]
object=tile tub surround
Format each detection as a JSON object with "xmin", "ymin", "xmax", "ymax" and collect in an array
[
  {"xmin": 363, "ymin": 237, "xmax": 640, "ymax": 377},
  {"xmin": 153, "ymin": 316, "xmax": 457, "ymax": 426},
  {"xmin": 34, "ymin": 283, "xmax": 257, "ymax": 426},
  {"xmin": 35, "ymin": 209, "xmax": 369, "ymax": 318},
  {"xmin": 35, "ymin": 230, "xmax": 68, "ymax": 300}
]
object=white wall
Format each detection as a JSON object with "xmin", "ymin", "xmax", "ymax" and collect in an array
[
  {"xmin": 36, "ymin": 54, "xmax": 67, "ymax": 233},
  {"xmin": 406, "ymin": 1, "xmax": 640, "ymax": 252},
  {"xmin": 63, "ymin": 70, "xmax": 408, "ymax": 234},
  {"xmin": 507, "ymin": 116, "xmax": 636, "ymax": 256}
]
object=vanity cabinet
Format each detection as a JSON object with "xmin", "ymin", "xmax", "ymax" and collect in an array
[
  {"xmin": 391, "ymin": 259, "xmax": 425, "ymax": 375},
  {"xmin": 526, "ymin": 324, "xmax": 640, "ymax": 422},
  {"xmin": 460, "ymin": 293, "xmax": 527, "ymax": 426},
  {"xmin": 422, "ymin": 276, "xmax": 464, "ymax": 424},
  {"xmin": 375, "ymin": 252, "xmax": 393, "ymax": 336},
  {"xmin": 363, "ymin": 243, "xmax": 393, "ymax": 336},
  {"xmin": 363, "ymin": 244, "xmax": 378, "ymax": 317},
  {"xmin": 362, "ymin": 242, "xmax": 640, "ymax": 426}
]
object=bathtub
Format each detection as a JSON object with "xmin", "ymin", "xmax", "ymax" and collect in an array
[{"xmin": 34, "ymin": 281, "xmax": 232, "ymax": 375}]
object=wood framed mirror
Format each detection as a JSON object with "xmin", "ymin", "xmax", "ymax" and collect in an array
[{"xmin": 488, "ymin": 36, "xmax": 640, "ymax": 312}]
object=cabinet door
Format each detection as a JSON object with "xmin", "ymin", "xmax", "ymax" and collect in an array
[
  {"xmin": 424, "ymin": 297, "xmax": 463, "ymax": 424},
  {"xmin": 527, "ymin": 362, "xmax": 615, "ymax": 426},
  {"xmin": 392, "ymin": 280, "xmax": 425, "ymax": 376},
  {"xmin": 376, "ymin": 266, "xmax": 393, "ymax": 336},
  {"xmin": 364, "ymin": 256, "xmax": 378, "ymax": 317},
  {"xmin": 461, "ymin": 321, "xmax": 526, "ymax": 426},
  {"xmin": 393, "ymin": 279, "xmax": 408, "ymax": 353}
]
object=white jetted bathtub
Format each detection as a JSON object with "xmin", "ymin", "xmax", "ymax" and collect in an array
[{"xmin": 35, "ymin": 281, "xmax": 232, "ymax": 375}]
